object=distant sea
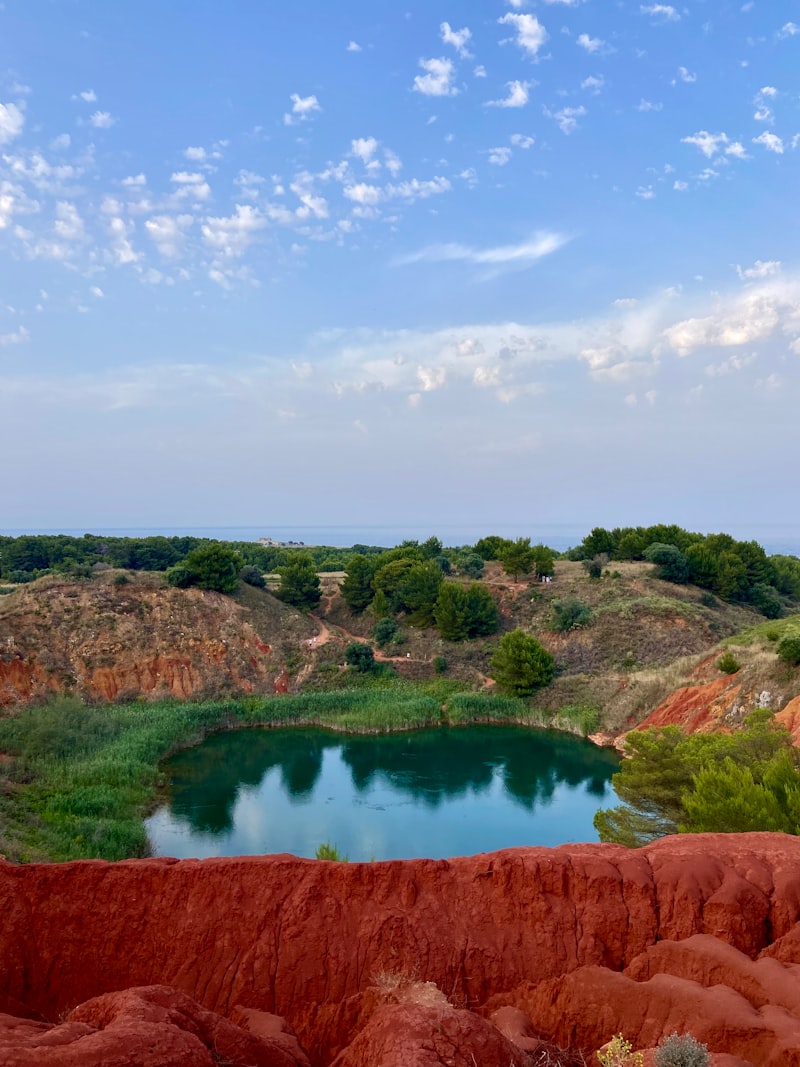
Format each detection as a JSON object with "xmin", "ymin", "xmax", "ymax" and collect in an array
[{"xmin": 2, "ymin": 523, "xmax": 800, "ymax": 555}]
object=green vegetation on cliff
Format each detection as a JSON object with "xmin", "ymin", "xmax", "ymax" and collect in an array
[{"xmin": 595, "ymin": 709, "xmax": 800, "ymax": 847}]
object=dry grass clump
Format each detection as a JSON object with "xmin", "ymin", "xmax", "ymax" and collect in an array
[{"xmin": 601, "ymin": 654, "xmax": 707, "ymax": 734}]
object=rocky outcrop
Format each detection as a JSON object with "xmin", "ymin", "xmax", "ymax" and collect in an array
[
  {"xmin": 2, "ymin": 835, "xmax": 800, "ymax": 1065},
  {"xmin": 0, "ymin": 573, "xmax": 316, "ymax": 706}
]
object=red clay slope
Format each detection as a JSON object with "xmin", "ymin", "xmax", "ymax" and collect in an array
[{"xmin": 2, "ymin": 834, "xmax": 800, "ymax": 1065}]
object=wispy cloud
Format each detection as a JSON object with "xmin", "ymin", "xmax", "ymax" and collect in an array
[
  {"xmin": 395, "ymin": 232, "xmax": 569, "ymax": 270},
  {"xmin": 487, "ymin": 80, "xmax": 532, "ymax": 108},
  {"xmin": 413, "ymin": 57, "xmax": 458, "ymax": 97}
]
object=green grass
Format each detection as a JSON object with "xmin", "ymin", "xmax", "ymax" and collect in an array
[
  {"xmin": 5, "ymin": 684, "xmax": 585, "ymax": 863},
  {"xmin": 724, "ymin": 613, "xmax": 800, "ymax": 649}
]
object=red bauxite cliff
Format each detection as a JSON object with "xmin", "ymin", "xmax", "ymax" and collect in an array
[{"xmin": 2, "ymin": 834, "xmax": 800, "ymax": 1066}]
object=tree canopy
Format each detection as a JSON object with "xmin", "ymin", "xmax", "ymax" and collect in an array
[
  {"xmin": 276, "ymin": 554, "xmax": 321, "ymax": 610},
  {"xmin": 489, "ymin": 629, "xmax": 555, "ymax": 697}
]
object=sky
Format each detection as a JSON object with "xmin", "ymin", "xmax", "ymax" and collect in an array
[{"xmin": 0, "ymin": 0, "xmax": 798, "ymax": 535}]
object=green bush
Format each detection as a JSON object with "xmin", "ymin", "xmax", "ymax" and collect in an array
[
  {"xmin": 699, "ymin": 592, "xmax": 717, "ymax": 608},
  {"xmin": 345, "ymin": 642, "xmax": 376, "ymax": 672},
  {"xmin": 165, "ymin": 564, "xmax": 193, "ymax": 589},
  {"xmin": 582, "ymin": 557, "xmax": 603, "ymax": 580},
  {"xmin": 490, "ymin": 629, "xmax": 554, "ymax": 697},
  {"xmin": 716, "ymin": 651, "xmax": 741, "ymax": 675},
  {"xmin": 239, "ymin": 564, "xmax": 266, "ymax": 588},
  {"xmin": 315, "ymin": 841, "xmax": 349, "ymax": 862},
  {"xmin": 461, "ymin": 554, "xmax": 485, "ymax": 579},
  {"xmin": 653, "ymin": 1033, "xmax": 710, "ymax": 1067},
  {"xmin": 778, "ymin": 635, "xmax": 800, "ymax": 667},
  {"xmin": 433, "ymin": 655, "xmax": 447, "ymax": 674},
  {"xmin": 550, "ymin": 596, "xmax": 592, "ymax": 633},
  {"xmin": 373, "ymin": 617, "xmax": 399, "ymax": 648}
]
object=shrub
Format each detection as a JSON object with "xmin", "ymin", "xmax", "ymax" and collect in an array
[
  {"xmin": 165, "ymin": 564, "xmax": 193, "ymax": 588},
  {"xmin": 699, "ymin": 592, "xmax": 717, "ymax": 608},
  {"xmin": 643, "ymin": 543, "xmax": 690, "ymax": 584},
  {"xmin": 461, "ymin": 554, "xmax": 485, "ymax": 579},
  {"xmin": 490, "ymin": 629, "xmax": 555, "ymax": 697},
  {"xmin": 113, "ymin": 573, "xmax": 130, "ymax": 586},
  {"xmin": 315, "ymin": 841, "xmax": 349, "ymax": 862},
  {"xmin": 777, "ymin": 635, "xmax": 800, "ymax": 667},
  {"xmin": 239, "ymin": 564, "xmax": 266, "ymax": 588},
  {"xmin": 433, "ymin": 655, "xmax": 447, "ymax": 674},
  {"xmin": 765, "ymin": 628, "xmax": 780, "ymax": 642},
  {"xmin": 749, "ymin": 582, "xmax": 783, "ymax": 619},
  {"xmin": 653, "ymin": 1032, "xmax": 710, "ymax": 1067},
  {"xmin": 582, "ymin": 557, "xmax": 603, "ymax": 580},
  {"xmin": 345, "ymin": 642, "xmax": 376, "ymax": 672},
  {"xmin": 373, "ymin": 617, "xmax": 399, "ymax": 648},
  {"xmin": 597, "ymin": 1035, "xmax": 643, "ymax": 1067},
  {"xmin": 551, "ymin": 596, "xmax": 593, "ymax": 633},
  {"xmin": 717, "ymin": 651, "xmax": 741, "ymax": 674}
]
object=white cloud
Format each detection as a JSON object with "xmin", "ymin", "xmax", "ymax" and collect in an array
[
  {"xmin": 145, "ymin": 214, "xmax": 194, "ymax": 258},
  {"xmin": 636, "ymin": 186, "xmax": 656, "ymax": 200},
  {"xmin": 290, "ymin": 173, "xmax": 329, "ymax": 218},
  {"xmin": 510, "ymin": 133, "xmax": 535, "ymax": 149},
  {"xmin": 50, "ymin": 133, "xmax": 71, "ymax": 151},
  {"xmin": 577, "ymin": 33, "xmax": 604, "ymax": 53},
  {"xmin": 681, "ymin": 130, "xmax": 730, "ymax": 158},
  {"xmin": 640, "ymin": 4, "xmax": 680, "ymax": 21},
  {"xmin": 346, "ymin": 40, "xmax": 362, "ymax": 52},
  {"xmin": 614, "ymin": 298, "xmax": 639, "ymax": 308},
  {"xmin": 54, "ymin": 200, "xmax": 85, "ymax": 241},
  {"xmin": 488, "ymin": 146, "xmax": 513, "ymax": 166},
  {"xmin": 546, "ymin": 105, "xmax": 587, "ymax": 134},
  {"xmin": 121, "ymin": 173, "xmax": 147, "ymax": 187},
  {"xmin": 79, "ymin": 89, "xmax": 97, "ymax": 102},
  {"xmin": 90, "ymin": 286, "xmax": 104, "ymax": 298},
  {"xmin": 417, "ymin": 366, "xmax": 447, "ymax": 392},
  {"xmin": 637, "ymin": 99, "xmax": 662, "ymax": 112},
  {"xmin": 283, "ymin": 93, "xmax": 322, "ymax": 125},
  {"xmin": 385, "ymin": 176, "xmax": 451, "ymax": 201},
  {"xmin": 184, "ymin": 146, "xmax": 207, "ymax": 161},
  {"xmin": 413, "ymin": 57, "xmax": 458, "ymax": 97},
  {"xmin": 498, "ymin": 13, "xmax": 548, "ymax": 58},
  {"xmin": 343, "ymin": 182, "xmax": 382, "ymax": 206},
  {"xmin": 106, "ymin": 215, "xmax": 140, "ymax": 265},
  {"xmin": 736, "ymin": 260, "xmax": 781, "ymax": 280},
  {"xmin": 581, "ymin": 75, "xmax": 604, "ymax": 94},
  {"xmin": 0, "ymin": 102, "xmax": 25, "ymax": 145},
  {"xmin": 725, "ymin": 142, "xmax": 749, "ymax": 159},
  {"xmin": 753, "ymin": 86, "xmax": 777, "ymax": 124},
  {"xmin": 753, "ymin": 131, "xmax": 784, "ymax": 154},
  {"xmin": 673, "ymin": 179, "xmax": 689, "ymax": 191},
  {"xmin": 201, "ymin": 204, "xmax": 266, "ymax": 258},
  {"xmin": 778, "ymin": 22, "xmax": 799, "ymax": 38},
  {"xmin": 89, "ymin": 110, "xmax": 115, "ymax": 129},
  {"xmin": 440, "ymin": 22, "xmax": 473, "ymax": 58},
  {"xmin": 673, "ymin": 66, "xmax": 697, "ymax": 84},
  {"xmin": 396, "ymin": 232, "xmax": 568, "ymax": 269},
  {"xmin": 487, "ymin": 80, "xmax": 532, "ymax": 108},
  {"xmin": 170, "ymin": 171, "xmax": 211, "ymax": 201},
  {"xmin": 0, "ymin": 325, "xmax": 29, "ymax": 346},
  {"xmin": 474, "ymin": 65, "xmax": 487, "ymax": 78},
  {"xmin": 351, "ymin": 137, "xmax": 379, "ymax": 166}
]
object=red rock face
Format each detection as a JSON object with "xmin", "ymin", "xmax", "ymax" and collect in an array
[{"xmin": 1, "ymin": 835, "xmax": 800, "ymax": 1066}]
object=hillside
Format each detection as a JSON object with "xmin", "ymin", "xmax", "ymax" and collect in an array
[
  {"xmin": 3, "ymin": 559, "xmax": 795, "ymax": 741},
  {"xmin": 0, "ymin": 570, "xmax": 317, "ymax": 707}
]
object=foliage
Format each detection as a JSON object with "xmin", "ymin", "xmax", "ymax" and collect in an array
[
  {"xmin": 276, "ymin": 554, "xmax": 321, "ymax": 610},
  {"xmin": 434, "ymin": 581, "xmax": 498, "ymax": 641},
  {"xmin": 594, "ymin": 710, "xmax": 800, "ymax": 847},
  {"xmin": 373, "ymin": 617, "xmax": 400, "ymax": 648},
  {"xmin": 345, "ymin": 642, "xmax": 376, "ymax": 672},
  {"xmin": 530, "ymin": 543, "xmax": 556, "ymax": 578},
  {"xmin": 749, "ymin": 582, "xmax": 783, "ymax": 619},
  {"xmin": 473, "ymin": 535, "xmax": 513, "ymax": 561},
  {"xmin": 777, "ymin": 634, "xmax": 800, "ymax": 667},
  {"xmin": 772, "ymin": 555, "xmax": 800, "ymax": 599},
  {"xmin": 551, "ymin": 596, "xmax": 593, "ymax": 633},
  {"xmin": 239, "ymin": 564, "xmax": 266, "ymax": 588},
  {"xmin": 583, "ymin": 557, "xmax": 604, "ymax": 580},
  {"xmin": 340, "ymin": 554, "xmax": 377, "ymax": 613},
  {"xmin": 433, "ymin": 655, "xmax": 447, "ymax": 674},
  {"xmin": 553, "ymin": 704, "xmax": 601, "ymax": 737},
  {"xmin": 653, "ymin": 1033, "xmax": 710, "ymax": 1067},
  {"xmin": 165, "ymin": 563, "xmax": 193, "ymax": 589},
  {"xmin": 461, "ymin": 554, "xmax": 485, "ymax": 579},
  {"xmin": 396, "ymin": 560, "xmax": 445, "ymax": 627},
  {"xmin": 716, "ymin": 651, "xmax": 741, "ymax": 674},
  {"xmin": 490, "ymin": 629, "xmax": 555, "ymax": 698},
  {"xmin": 315, "ymin": 841, "xmax": 349, "ymax": 861},
  {"xmin": 643, "ymin": 543, "xmax": 690, "ymax": 584},
  {"xmin": 597, "ymin": 1035, "xmax": 643, "ymax": 1067},
  {"xmin": 498, "ymin": 537, "xmax": 537, "ymax": 581},
  {"xmin": 181, "ymin": 544, "xmax": 243, "ymax": 594},
  {"xmin": 445, "ymin": 692, "xmax": 526, "ymax": 725}
]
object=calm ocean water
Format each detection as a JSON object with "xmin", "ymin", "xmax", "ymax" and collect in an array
[{"xmin": 2, "ymin": 523, "xmax": 800, "ymax": 554}]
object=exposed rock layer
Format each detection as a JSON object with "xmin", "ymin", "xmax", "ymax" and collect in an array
[{"xmin": 2, "ymin": 835, "xmax": 800, "ymax": 1064}]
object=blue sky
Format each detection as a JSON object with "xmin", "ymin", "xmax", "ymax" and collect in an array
[{"xmin": 1, "ymin": 0, "xmax": 798, "ymax": 533}]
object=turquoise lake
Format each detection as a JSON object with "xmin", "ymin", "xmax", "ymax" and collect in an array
[{"xmin": 146, "ymin": 726, "xmax": 620, "ymax": 861}]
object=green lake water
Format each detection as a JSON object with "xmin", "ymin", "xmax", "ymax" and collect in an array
[{"xmin": 145, "ymin": 726, "xmax": 619, "ymax": 861}]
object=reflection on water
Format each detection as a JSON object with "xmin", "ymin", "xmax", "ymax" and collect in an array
[{"xmin": 146, "ymin": 726, "xmax": 619, "ymax": 861}]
